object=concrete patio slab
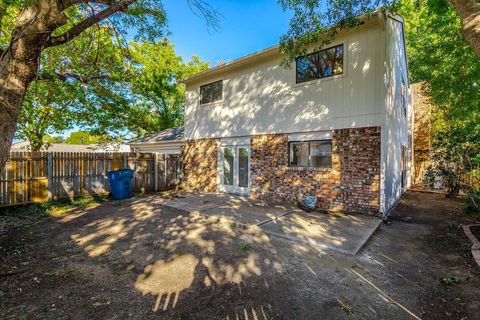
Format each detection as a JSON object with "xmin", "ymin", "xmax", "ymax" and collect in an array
[
  {"xmin": 161, "ymin": 192, "xmax": 382, "ymax": 255},
  {"xmin": 162, "ymin": 192, "xmax": 296, "ymax": 226},
  {"xmin": 259, "ymin": 210, "xmax": 382, "ymax": 255}
]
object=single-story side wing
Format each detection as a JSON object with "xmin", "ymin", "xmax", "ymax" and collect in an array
[{"xmin": 129, "ymin": 126, "xmax": 185, "ymax": 154}]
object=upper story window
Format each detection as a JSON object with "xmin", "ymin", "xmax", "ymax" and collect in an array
[
  {"xmin": 296, "ymin": 44, "xmax": 344, "ymax": 84},
  {"xmin": 289, "ymin": 140, "xmax": 332, "ymax": 168},
  {"xmin": 401, "ymin": 78, "xmax": 407, "ymax": 117},
  {"xmin": 200, "ymin": 80, "xmax": 223, "ymax": 104}
]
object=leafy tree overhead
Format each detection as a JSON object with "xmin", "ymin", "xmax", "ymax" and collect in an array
[
  {"xmin": 278, "ymin": 0, "xmax": 480, "ymax": 62},
  {"xmin": 126, "ymin": 40, "xmax": 209, "ymax": 137},
  {"xmin": 14, "ymin": 35, "xmax": 206, "ymax": 151},
  {"xmin": 0, "ymin": 0, "xmax": 219, "ymax": 170},
  {"xmin": 14, "ymin": 16, "xmax": 133, "ymax": 152}
]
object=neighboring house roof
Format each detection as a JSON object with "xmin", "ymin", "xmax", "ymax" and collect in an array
[
  {"xmin": 11, "ymin": 142, "xmax": 131, "ymax": 153},
  {"xmin": 129, "ymin": 126, "xmax": 185, "ymax": 144}
]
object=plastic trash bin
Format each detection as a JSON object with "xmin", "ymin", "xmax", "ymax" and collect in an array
[{"xmin": 107, "ymin": 169, "xmax": 134, "ymax": 200}]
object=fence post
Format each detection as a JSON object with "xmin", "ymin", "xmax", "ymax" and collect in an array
[
  {"xmin": 154, "ymin": 153, "xmax": 159, "ymax": 192},
  {"xmin": 122, "ymin": 153, "xmax": 128, "ymax": 168},
  {"xmin": 47, "ymin": 153, "xmax": 53, "ymax": 201},
  {"xmin": 164, "ymin": 154, "xmax": 167, "ymax": 188}
]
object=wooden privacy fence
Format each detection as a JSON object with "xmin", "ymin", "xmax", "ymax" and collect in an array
[
  {"xmin": 461, "ymin": 171, "xmax": 480, "ymax": 190},
  {"xmin": 0, "ymin": 152, "xmax": 183, "ymax": 207}
]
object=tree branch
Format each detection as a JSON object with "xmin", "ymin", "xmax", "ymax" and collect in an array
[
  {"xmin": 49, "ymin": 0, "xmax": 137, "ymax": 47},
  {"xmin": 37, "ymin": 71, "xmax": 109, "ymax": 83},
  {"xmin": 186, "ymin": 0, "xmax": 220, "ymax": 33}
]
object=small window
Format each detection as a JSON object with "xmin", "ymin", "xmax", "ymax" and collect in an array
[
  {"xmin": 401, "ymin": 79, "xmax": 407, "ymax": 117},
  {"xmin": 289, "ymin": 140, "xmax": 332, "ymax": 168},
  {"xmin": 296, "ymin": 44, "xmax": 344, "ymax": 84},
  {"xmin": 200, "ymin": 80, "xmax": 223, "ymax": 104}
]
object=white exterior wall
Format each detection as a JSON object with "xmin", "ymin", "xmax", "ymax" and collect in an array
[
  {"xmin": 382, "ymin": 15, "xmax": 411, "ymax": 214},
  {"xmin": 129, "ymin": 142, "xmax": 185, "ymax": 154},
  {"xmin": 184, "ymin": 20, "xmax": 386, "ymax": 140}
]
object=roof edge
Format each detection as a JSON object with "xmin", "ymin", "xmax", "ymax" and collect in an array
[
  {"xmin": 129, "ymin": 140, "xmax": 186, "ymax": 146},
  {"xmin": 179, "ymin": 45, "xmax": 279, "ymax": 85},
  {"xmin": 180, "ymin": 9, "xmax": 388, "ymax": 85}
]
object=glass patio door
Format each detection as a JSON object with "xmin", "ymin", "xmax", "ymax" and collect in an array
[{"xmin": 220, "ymin": 145, "xmax": 250, "ymax": 195}]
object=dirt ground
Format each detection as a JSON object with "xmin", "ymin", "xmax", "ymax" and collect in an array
[{"xmin": 1, "ymin": 191, "xmax": 479, "ymax": 319}]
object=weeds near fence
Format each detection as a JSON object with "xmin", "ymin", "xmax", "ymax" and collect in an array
[{"xmin": 0, "ymin": 195, "xmax": 110, "ymax": 234}]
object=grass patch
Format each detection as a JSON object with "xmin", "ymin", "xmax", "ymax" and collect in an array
[
  {"xmin": 0, "ymin": 195, "xmax": 109, "ymax": 233},
  {"xmin": 440, "ymin": 276, "xmax": 460, "ymax": 286},
  {"xmin": 240, "ymin": 244, "xmax": 254, "ymax": 252},
  {"xmin": 64, "ymin": 269, "xmax": 84, "ymax": 281},
  {"xmin": 465, "ymin": 189, "xmax": 480, "ymax": 215}
]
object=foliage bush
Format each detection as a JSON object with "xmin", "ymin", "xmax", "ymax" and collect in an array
[{"xmin": 465, "ymin": 189, "xmax": 480, "ymax": 214}]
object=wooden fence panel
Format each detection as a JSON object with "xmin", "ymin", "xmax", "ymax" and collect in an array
[
  {"xmin": 461, "ymin": 171, "xmax": 480, "ymax": 190},
  {"xmin": 0, "ymin": 152, "xmax": 182, "ymax": 207}
]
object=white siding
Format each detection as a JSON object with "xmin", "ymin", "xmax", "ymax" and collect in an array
[
  {"xmin": 382, "ymin": 15, "xmax": 411, "ymax": 214},
  {"xmin": 184, "ymin": 21, "xmax": 386, "ymax": 140},
  {"xmin": 130, "ymin": 142, "xmax": 185, "ymax": 154}
]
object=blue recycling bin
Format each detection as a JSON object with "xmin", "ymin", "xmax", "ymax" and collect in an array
[{"xmin": 107, "ymin": 169, "xmax": 134, "ymax": 200}]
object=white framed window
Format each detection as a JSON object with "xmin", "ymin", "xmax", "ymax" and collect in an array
[
  {"xmin": 288, "ymin": 140, "xmax": 332, "ymax": 168},
  {"xmin": 200, "ymin": 80, "xmax": 223, "ymax": 104}
]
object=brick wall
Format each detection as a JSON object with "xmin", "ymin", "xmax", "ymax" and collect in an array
[
  {"xmin": 411, "ymin": 82, "xmax": 433, "ymax": 184},
  {"xmin": 250, "ymin": 127, "xmax": 381, "ymax": 215},
  {"xmin": 182, "ymin": 138, "xmax": 219, "ymax": 192}
]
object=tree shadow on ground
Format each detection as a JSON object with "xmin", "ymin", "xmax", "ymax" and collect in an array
[{"xmin": 50, "ymin": 195, "xmax": 289, "ymax": 318}]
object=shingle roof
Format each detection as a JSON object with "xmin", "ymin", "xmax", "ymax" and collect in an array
[{"xmin": 129, "ymin": 126, "xmax": 185, "ymax": 144}]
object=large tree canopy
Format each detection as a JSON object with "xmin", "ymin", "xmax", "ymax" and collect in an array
[
  {"xmin": 14, "ymin": 37, "xmax": 207, "ymax": 151},
  {"xmin": 15, "ymin": 19, "xmax": 131, "ymax": 151},
  {"xmin": 0, "ymin": 0, "xmax": 218, "ymax": 169}
]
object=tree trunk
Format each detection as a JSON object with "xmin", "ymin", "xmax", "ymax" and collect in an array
[
  {"xmin": 0, "ymin": 1, "xmax": 66, "ymax": 171},
  {"xmin": 450, "ymin": 0, "xmax": 480, "ymax": 60}
]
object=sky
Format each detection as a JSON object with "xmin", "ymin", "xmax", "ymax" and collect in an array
[{"xmin": 162, "ymin": 0, "xmax": 292, "ymax": 66}]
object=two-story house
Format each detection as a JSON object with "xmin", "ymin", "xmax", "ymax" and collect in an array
[{"xmin": 132, "ymin": 11, "xmax": 412, "ymax": 216}]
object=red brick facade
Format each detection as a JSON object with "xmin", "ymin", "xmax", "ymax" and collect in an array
[
  {"xmin": 182, "ymin": 126, "xmax": 381, "ymax": 215},
  {"xmin": 182, "ymin": 138, "xmax": 219, "ymax": 192},
  {"xmin": 250, "ymin": 127, "xmax": 381, "ymax": 214}
]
